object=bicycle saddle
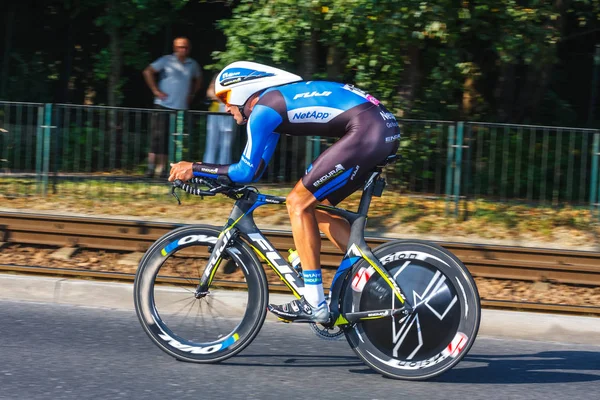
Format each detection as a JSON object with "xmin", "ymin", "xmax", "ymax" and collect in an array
[{"xmin": 377, "ymin": 154, "xmax": 400, "ymax": 168}]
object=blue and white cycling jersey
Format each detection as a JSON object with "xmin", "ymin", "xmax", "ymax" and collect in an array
[{"xmin": 193, "ymin": 81, "xmax": 395, "ymax": 184}]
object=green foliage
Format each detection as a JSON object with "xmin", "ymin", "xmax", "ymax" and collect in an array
[
  {"xmin": 212, "ymin": 0, "xmax": 600, "ymax": 121},
  {"xmin": 211, "ymin": 0, "xmax": 316, "ymax": 68},
  {"xmin": 89, "ymin": 0, "xmax": 189, "ymax": 104}
]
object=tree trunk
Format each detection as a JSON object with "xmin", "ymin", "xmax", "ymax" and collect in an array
[
  {"xmin": 514, "ymin": 66, "xmax": 550, "ymax": 122},
  {"xmin": 462, "ymin": 77, "xmax": 475, "ymax": 117},
  {"xmin": 397, "ymin": 45, "xmax": 421, "ymax": 117},
  {"xmin": 106, "ymin": 0, "xmax": 123, "ymax": 107},
  {"xmin": 494, "ymin": 63, "xmax": 516, "ymax": 122},
  {"xmin": 1, "ymin": 7, "xmax": 16, "ymax": 99},
  {"xmin": 107, "ymin": 25, "xmax": 122, "ymax": 107},
  {"xmin": 326, "ymin": 46, "xmax": 342, "ymax": 80},
  {"xmin": 301, "ymin": 28, "xmax": 318, "ymax": 79},
  {"xmin": 509, "ymin": 0, "xmax": 569, "ymax": 122},
  {"xmin": 59, "ymin": 20, "xmax": 74, "ymax": 103}
]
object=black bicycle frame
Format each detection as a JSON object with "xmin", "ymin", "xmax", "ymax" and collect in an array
[{"xmin": 195, "ymin": 171, "xmax": 412, "ymax": 326}]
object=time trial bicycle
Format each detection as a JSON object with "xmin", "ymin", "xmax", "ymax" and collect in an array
[{"xmin": 133, "ymin": 155, "xmax": 481, "ymax": 380}]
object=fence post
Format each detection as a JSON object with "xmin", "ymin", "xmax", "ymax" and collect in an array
[
  {"xmin": 168, "ymin": 111, "xmax": 176, "ymax": 164},
  {"xmin": 463, "ymin": 123, "xmax": 473, "ymax": 220},
  {"xmin": 590, "ymin": 133, "xmax": 599, "ymax": 217},
  {"xmin": 305, "ymin": 137, "xmax": 313, "ymax": 172},
  {"xmin": 41, "ymin": 104, "xmax": 53, "ymax": 196},
  {"xmin": 453, "ymin": 122, "xmax": 464, "ymax": 218},
  {"xmin": 35, "ymin": 105, "xmax": 44, "ymax": 194},
  {"xmin": 445, "ymin": 124, "xmax": 456, "ymax": 216},
  {"xmin": 175, "ymin": 110, "xmax": 184, "ymax": 162},
  {"xmin": 312, "ymin": 136, "xmax": 321, "ymax": 160}
]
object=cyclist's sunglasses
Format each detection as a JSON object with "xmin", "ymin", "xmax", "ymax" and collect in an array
[{"xmin": 216, "ymin": 90, "xmax": 231, "ymax": 106}]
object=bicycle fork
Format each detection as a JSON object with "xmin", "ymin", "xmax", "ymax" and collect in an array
[{"xmin": 194, "ymin": 228, "xmax": 237, "ymax": 298}]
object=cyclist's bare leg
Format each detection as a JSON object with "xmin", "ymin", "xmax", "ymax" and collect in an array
[
  {"xmin": 286, "ymin": 180, "xmax": 321, "ymax": 274},
  {"xmin": 267, "ymin": 181, "xmax": 338, "ymax": 319},
  {"xmin": 315, "ymin": 203, "xmax": 350, "ymax": 252},
  {"xmin": 284, "ymin": 180, "xmax": 332, "ymax": 315}
]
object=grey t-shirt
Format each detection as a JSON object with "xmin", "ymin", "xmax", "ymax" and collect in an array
[{"xmin": 151, "ymin": 54, "xmax": 201, "ymax": 110}]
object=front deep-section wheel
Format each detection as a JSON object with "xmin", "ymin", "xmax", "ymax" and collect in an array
[
  {"xmin": 134, "ymin": 225, "xmax": 268, "ymax": 363},
  {"xmin": 343, "ymin": 240, "xmax": 480, "ymax": 380}
]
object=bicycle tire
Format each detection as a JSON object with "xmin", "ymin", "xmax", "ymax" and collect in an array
[
  {"xmin": 134, "ymin": 225, "xmax": 268, "ymax": 363},
  {"xmin": 342, "ymin": 240, "xmax": 480, "ymax": 380}
]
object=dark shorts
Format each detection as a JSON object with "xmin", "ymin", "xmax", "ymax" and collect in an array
[
  {"xmin": 302, "ymin": 105, "xmax": 400, "ymax": 205},
  {"xmin": 150, "ymin": 105, "xmax": 173, "ymax": 155}
]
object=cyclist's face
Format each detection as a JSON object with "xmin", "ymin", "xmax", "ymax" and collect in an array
[
  {"xmin": 225, "ymin": 104, "xmax": 245, "ymax": 125},
  {"xmin": 225, "ymin": 94, "xmax": 259, "ymax": 125}
]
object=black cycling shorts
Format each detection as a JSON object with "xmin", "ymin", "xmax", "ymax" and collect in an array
[{"xmin": 302, "ymin": 104, "xmax": 400, "ymax": 205}]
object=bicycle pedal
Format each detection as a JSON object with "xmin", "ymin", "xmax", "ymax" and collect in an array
[{"xmin": 277, "ymin": 318, "xmax": 292, "ymax": 323}]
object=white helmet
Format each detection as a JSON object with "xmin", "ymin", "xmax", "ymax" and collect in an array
[{"xmin": 215, "ymin": 61, "xmax": 302, "ymax": 106}]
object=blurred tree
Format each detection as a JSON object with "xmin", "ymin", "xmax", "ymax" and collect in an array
[
  {"xmin": 0, "ymin": 0, "xmax": 598, "ymax": 125},
  {"xmin": 90, "ymin": 0, "xmax": 189, "ymax": 106},
  {"xmin": 1, "ymin": 3, "xmax": 16, "ymax": 99},
  {"xmin": 212, "ymin": 0, "xmax": 600, "ymax": 123}
]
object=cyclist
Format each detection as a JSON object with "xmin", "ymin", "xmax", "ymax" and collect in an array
[{"xmin": 168, "ymin": 61, "xmax": 400, "ymax": 323}]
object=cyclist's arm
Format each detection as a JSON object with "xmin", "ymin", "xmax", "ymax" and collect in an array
[
  {"xmin": 192, "ymin": 104, "xmax": 282, "ymax": 183},
  {"xmin": 251, "ymin": 131, "xmax": 279, "ymax": 182}
]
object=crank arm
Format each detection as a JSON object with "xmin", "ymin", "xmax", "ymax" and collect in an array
[{"xmin": 344, "ymin": 307, "xmax": 411, "ymax": 323}]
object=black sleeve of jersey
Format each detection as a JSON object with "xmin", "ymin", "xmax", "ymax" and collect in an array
[{"xmin": 192, "ymin": 162, "xmax": 230, "ymax": 179}]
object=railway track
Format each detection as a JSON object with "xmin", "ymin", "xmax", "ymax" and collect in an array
[{"xmin": 1, "ymin": 210, "xmax": 600, "ymax": 316}]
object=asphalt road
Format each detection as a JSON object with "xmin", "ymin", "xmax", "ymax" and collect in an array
[{"xmin": 1, "ymin": 299, "xmax": 600, "ymax": 400}]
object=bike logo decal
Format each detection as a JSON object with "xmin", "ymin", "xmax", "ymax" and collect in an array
[
  {"xmin": 157, "ymin": 325, "xmax": 240, "ymax": 354},
  {"xmin": 365, "ymin": 347, "xmax": 450, "ymax": 370},
  {"xmin": 392, "ymin": 313, "xmax": 422, "ymax": 359},
  {"xmin": 367, "ymin": 250, "xmax": 461, "ymax": 368},
  {"xmin": 416, "ymin": 271, "xmax": 458, "ymax": 321},
  {"xmin": 293, "ymin": 90, "xmax": 332, "ymax": 100},
  {"xmin": 363, "ymin": 172, "xmax": 378, "ymax": 190},
  {"xmin": 351, "ymin": 266, "xmax": 374, "ymax": 292},
  {"xmin": 342, "ymin": 84, "xmax": 380, "ymax": 105},
  {"xmin": 219, "ymin": 67, "xmax": 275, "ymax": 87},
  {"xmin": 442, "ymin": 332, "xmax": 468, "ymax": 358},
  {"xmin": 367, "ymin": 311, "xmax": 389, "ymax": 317},
  {"xmin": 313, "ymin": 164, "xmax": 345, "ymax": 188},
  {"xmin": 347, "ymin": 244, "xmax": 362, "ymax": 258},
  {"xmin": 364, "ymin": 331, "xmax": 469, "ymax": 370},
  {"xmin": 161, "ymin": 234, "xmax": 218, "ymax": 256},
  {"xmin": 380, "ymin": 250, "xmax": 449, "ymax": 266},
  {"xmin": 247, "ymin": 233, "xmax": 303, "ymax": 295},
  {"xmin": 203, "ymin": 230, "xmax": 232, "ymax": 275},
  {"xmin": 350, "ymin": 165, "xmax": 360, "ymax": 181},
  {"xmin": 287, "ymin": 106, "xmax": 343, "ymax": 123}
]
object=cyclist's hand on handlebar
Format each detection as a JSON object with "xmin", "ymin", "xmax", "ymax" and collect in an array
[{"xmin": 168, "ymin": 161, "xmax": 195, "ymax": 182}]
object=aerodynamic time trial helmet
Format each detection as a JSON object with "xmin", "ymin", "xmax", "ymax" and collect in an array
[{"xmin": 214, "ymin": 61, "xmax": 302, "ymax": 106}]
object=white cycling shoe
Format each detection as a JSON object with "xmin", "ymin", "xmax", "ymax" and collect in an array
[{"xmin": 268, "ymin": 296, "xmax": 330, "ymax": 323}]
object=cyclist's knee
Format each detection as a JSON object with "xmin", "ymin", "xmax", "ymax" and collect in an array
[{"xmin": 286, "ymin": 189, "xmax": 316, "ymax": 217}]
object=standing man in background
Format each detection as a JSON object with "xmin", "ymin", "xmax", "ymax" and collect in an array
[{"xmin": 143, "ymin": 37, "xmax": 202, "ymax": 178}]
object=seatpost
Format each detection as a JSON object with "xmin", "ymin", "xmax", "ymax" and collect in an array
[{"xmin": 357, "ymin": 171, "xmax": 379, "ymax": 216}]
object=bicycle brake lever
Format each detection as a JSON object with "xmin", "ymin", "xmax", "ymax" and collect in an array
[{"xmin": 171, "ymin": 181, "xmax": 182, "ymax": 205}]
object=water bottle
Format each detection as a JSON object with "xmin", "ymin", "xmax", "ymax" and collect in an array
[{"xmin": 287, "ymin": 249, "xmax": 302, "ymax": 275}]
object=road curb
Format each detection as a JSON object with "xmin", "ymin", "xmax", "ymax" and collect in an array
[{"xmin": 1, "ymin": 273, "xmax": 599, "ymax": 345}]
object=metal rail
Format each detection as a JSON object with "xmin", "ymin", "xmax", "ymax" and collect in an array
[{"xmin": 2, "ymin": 211, "xmax": 600, "ymax": 285}]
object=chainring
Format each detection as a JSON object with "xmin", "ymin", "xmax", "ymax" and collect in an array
[{"xmin": 309, "ymin": 323, "xmax": 345, "ymax": 340}]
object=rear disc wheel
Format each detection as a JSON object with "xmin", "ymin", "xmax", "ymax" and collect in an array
[{"xmin": 343, "ymin": 240, "xmax": 480, "ymax": 380}]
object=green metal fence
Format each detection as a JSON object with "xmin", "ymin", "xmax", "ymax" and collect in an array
[
  {"xmin": 2, "ymin": 101, "xmax": 600, "ymax": 218},
  {"xmin": 461, "ymin": 122, "xmax": 600, "ymax": 217},
  {"xmin": 0, "ymin": 101, "xmax": 45, "ymax": 196}
]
